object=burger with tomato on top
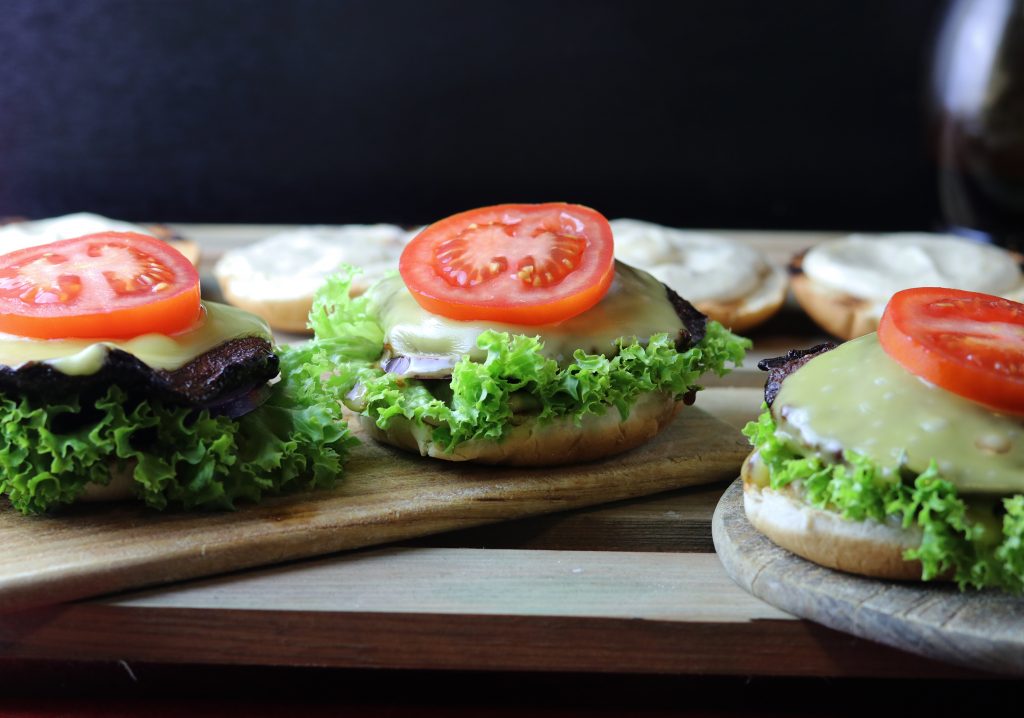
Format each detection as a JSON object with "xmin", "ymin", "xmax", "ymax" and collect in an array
[
  {"xmin": 743, "ymin": 287, "xmax": 1024, "ymax": 591},
  {"xmin": 0, "ymin": 231, "xmax": 353, "ymax": 514},
  {"xmin": 296, "ymin": 202, "xmax": 749, "ymax": 465}
]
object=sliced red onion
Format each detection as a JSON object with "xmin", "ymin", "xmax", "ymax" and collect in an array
[{"xmin": 202, "ymin": 383, "xmax": 274, "ymax": 419}]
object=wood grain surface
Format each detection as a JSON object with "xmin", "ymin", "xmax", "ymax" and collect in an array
[
  {"xmin": 0, "ymin": 405, "xmax": 746, "ymax": 613},
  {"xmin": 712, "ymin": 478, "xmax": 1024, "ymax": 676},
  {"xmin": 0, "ymin": 544, "xmax": 973, "ymax": 677}
]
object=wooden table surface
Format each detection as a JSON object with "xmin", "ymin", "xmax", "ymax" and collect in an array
[{"xmin": 0, "ymin": 227, "xmax": 1005, "ymax": 703}]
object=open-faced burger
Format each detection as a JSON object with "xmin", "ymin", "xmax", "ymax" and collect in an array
[
  {"xmin": 0, "ymin": 231, "xmax": 353, "ymax": 513},
  {"xmin": 743, "ymin": 287, "xmax": 1024, "ymax": 590},
  {"xmin": 296, "ymin": 202, "xmax": 750, "ymax": 465}
]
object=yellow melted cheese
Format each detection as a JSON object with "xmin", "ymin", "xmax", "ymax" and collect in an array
[
  {"xmin": 364, "ymin": 261, "xmax": 685, "ymax": 365},
  {"xmin": 0, "ymin": 301, "xmax": 273, "ymax": 375},
  {"xmin": 773, "ymin": 333, "xmax": 1024, "ymax": 494}
]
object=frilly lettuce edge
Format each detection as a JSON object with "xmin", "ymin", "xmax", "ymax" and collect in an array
[
  {"xmin": 294, "ymin": 265, "xmax": 751, "ymax": 453},
  {"xmin": 0, "ymin": 346, "xmax": 356, "ymax": 515}
]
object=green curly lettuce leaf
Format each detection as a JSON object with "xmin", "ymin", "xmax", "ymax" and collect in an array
[
  {"xmin": 743, "ymin": 407, "xmax": 1024, "ymax": 591},
  {"xmin": 0, "ymin": 346, "xmax": 357, "ymax": 515},
  {"xmin": 305, "ymin": 270, "xmax": 386, "ymax": 363},
  {"xmin": 295, "ymin": 265, "xmax": 751, "ymax": 453}
]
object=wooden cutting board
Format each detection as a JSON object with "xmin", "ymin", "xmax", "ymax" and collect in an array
[
  {"xmin": 0, "ymin": 406, "xmax": 747, "ymax": 613},
  {"xmin": 712, "ymin": 479, "xmax": 1024, "ymax": 676}
]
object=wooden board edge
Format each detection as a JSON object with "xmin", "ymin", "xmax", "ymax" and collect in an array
[
  {"xmin": 0, "ymin": 408, "xmax": 748, "ymax": 614},
  {"xmin": 0, "ymin": 604, "xmax": 979, "ymax": 678}
]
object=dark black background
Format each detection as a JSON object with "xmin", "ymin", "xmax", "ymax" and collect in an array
[{"xmin": 0, "ymin": 1, "xmax": 947, "ymax": 229}]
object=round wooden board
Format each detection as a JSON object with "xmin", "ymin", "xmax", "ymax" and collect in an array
[{"xmin": 712, "ymin": 478, "xmax": 1024, "ymax": 676}]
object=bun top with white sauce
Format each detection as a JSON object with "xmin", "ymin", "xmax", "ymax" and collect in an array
[
  {"xmin": 214, "ymin": 224, "xmax": 414, "ymax": 333},
  {"xmin": 0, "ymin": 212, "xmax": 157, "ymax": 251},
  {"xmin": 0, "ymin": 212, "xmax": 199, "ymax": 265},
  {"xmin": 215, "ymin": 225, "xmax": 412, "ymax": 300},
  {"xmin": 801, "ymin": 233, "xmax": 1024, "ymax": 319},
  {"xmin": 610, "ymin": 218, "xmax": 787, "ymax": 331}
]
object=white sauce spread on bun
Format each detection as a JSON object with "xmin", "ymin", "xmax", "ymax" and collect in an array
[
  {"xmin": 802, "ymin": 233, "xmax": 1024, "ymax": 319},
  {"xmin": 215, "ymin": 225, "xmax": 412, "ymax": 302},
  {"xmin": 214, "ymin": 224, "xmax": 413, "ymax": 332},
  {"xmin": 611, "ymin": 219, "xmax": 763, "ymax": 303},
  {"xmin": 610, "ymin": 219, "xmax": 786, "ymax": 331},
  {"xmin": 0, "ymin": 213, "xmax": 158, "ymax": 252}
]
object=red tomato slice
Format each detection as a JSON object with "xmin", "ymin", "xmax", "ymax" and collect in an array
[
  {"xmin": 399, "ymin": 203, "xmax": 615, "ymax": 325},
  {"xmin": 878, "ymin": 287, "xmax": 1024, "ymax": 414},
  {"xmin": 0, "ymin": 231, "xmax": 202, "ymax": 339}
]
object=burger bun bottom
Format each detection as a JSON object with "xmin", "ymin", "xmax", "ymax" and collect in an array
[
  {"xmin": 741, "ymin": 450, "xmax": 926, "ymax": 581},
  {"xmin": 360, "ymin": 390, "xmax": 683, "ymax": 466},
  {"xmin": 78, "ymin": 462, "xmax": 136, "ymax": 502}
]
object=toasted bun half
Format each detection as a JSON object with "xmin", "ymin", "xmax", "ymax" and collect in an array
[
  {"xmin": 789, "ymin": 270, "xmax": 879, "ymax": 341},
  {"xmin": 216, "ymin": 285, "xmax": 312, "ymax": 334},
  {"xmin": 693, "ymin": 262, "xmax": 788, "ymax": 333},
  {"xmin": 214, "ymin": 225, "xmax": 412, "ymax": 334},
  {"xmin": 359, "ymin": 390, "xmax": 683, "ymax": 466},
  {"xmin": 789, "ymin": 241, "xmax": 1024, "ymax": 340},
  {"xmin": 740, "ymin": 450, "xmax": 926, "ymax": 581},
  {"xmin": 144, "ymin": 224, "xmax": 201, "ymax": 267},
  {"xmin": 609, "ymin": 219, "xmax": 788, "ymax": 333}
]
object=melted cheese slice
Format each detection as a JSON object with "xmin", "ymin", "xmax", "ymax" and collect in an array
[
  {"xmin": 0, "ymin": 302, "xmax": 272, "ymax": 375},
  {"xmin": 774, "ymin": 333, "xmax": 1024, "ymax": 494},
  {"xmin": 365, "ymin": 261, "xmax": 684, "ymax": 365}
]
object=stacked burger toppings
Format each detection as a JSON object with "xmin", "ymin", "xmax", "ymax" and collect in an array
[
  {"xmin": 743, "ymin": 288, "xmax": 1024, "ymax": 591},
  {"xmin": 292, "ymin": 203, "xmax": 750, "ymax": 465},
  {"xmin": 0, "ymin": 231, "xmax": 354, "ymax": 513}
]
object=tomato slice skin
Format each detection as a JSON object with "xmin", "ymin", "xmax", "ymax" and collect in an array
[
  {"xmin": 399, "ymin": 203, "xmax": 615, "ymax": 325},
  {"xmin": 878, "ymin": 287, "xmax": 1024, "ymax": 415},
  {"xmin": 0, "ymin": 231, "xmax": 202, "ymax": 339}
]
